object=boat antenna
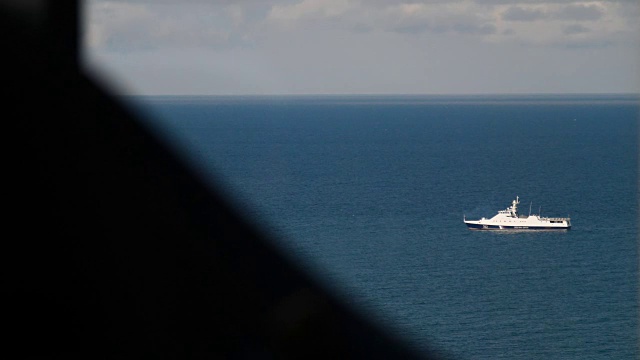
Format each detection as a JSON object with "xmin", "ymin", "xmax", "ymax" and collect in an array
[
  {"xmin": 529, "ymin": 202, "xmax": 532, "ymax": 216},
  {"xmin": 539, "ymin": 206, "xmax": 541, "ymax": 217}
]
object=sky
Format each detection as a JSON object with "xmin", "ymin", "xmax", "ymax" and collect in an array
[{"xmin": 83, "ymin": 0, "xmax": 640, "ymax": 95}]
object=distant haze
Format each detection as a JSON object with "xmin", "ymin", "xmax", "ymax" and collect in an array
[{"xmin": 83, "ymin": 0, "xmax": 640, "ymax": 95}]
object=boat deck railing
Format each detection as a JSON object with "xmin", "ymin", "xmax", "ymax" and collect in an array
[{"xmin": 518, "ymin": 215, "xmax": 570, "ymax": 221}]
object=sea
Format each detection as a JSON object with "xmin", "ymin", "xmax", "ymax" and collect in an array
[{"xmin": 128, "ymin": 94, "xmax": 638, "ymax": 359}]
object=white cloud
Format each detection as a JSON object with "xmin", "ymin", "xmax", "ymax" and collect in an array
[
  {"xmin": 268, "ymin": 0, "xmax": 358, "ymax": 21},
  {"xmin": 391, "ymin": 2, "xmax": 497, "ymax": 35},
  {"xmin": 84, "ymin": 0, "xmax": 639, "ymax": 94},
  {"xmin": 86, "ymin": 1, "xmax": 638, "ymax": 51},
  {"xmin": 501, "ymin": 6, "xmax": 548, "ymax": 21},
  {"xmin": 261, "ymin": 1, "xmax": 636, "ymax": 46},
  {"xmin": 555, "ymin": 3, "xmax": 605, "ymax": 21},
  {"xmin": 85, "ymin": 2, "xmax": 153, "ymax": 50},
  {"xmin": 85, "ymin": 0, "xmax": 260, "ymax": 52}
]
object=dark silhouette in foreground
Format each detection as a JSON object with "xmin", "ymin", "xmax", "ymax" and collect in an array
[{"xmin": 2, "ymin": 2, "xmax": 445, "ymax": 358}]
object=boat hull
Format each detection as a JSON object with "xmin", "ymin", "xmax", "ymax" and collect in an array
[
  {"xmin": 463, "ymin": 197, "xmax": 571, "ymax": 230},
  {"xmin": 465, "ymin": 223, "xmax": 570, "ymax": 230}
]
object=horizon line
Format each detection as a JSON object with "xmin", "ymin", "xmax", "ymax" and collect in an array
[{"xmin": 121, "ymin": 92, "xmax": 640, "ymax": 98}]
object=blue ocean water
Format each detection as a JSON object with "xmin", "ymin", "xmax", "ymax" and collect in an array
[{"xmin": 131, "ymin": 95, "xmax": 638, "ymax": 359}]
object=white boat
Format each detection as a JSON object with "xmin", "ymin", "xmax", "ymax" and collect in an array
[{"xmin": 464, "ymin": 196, "xmax": 571, "ymax": 230}]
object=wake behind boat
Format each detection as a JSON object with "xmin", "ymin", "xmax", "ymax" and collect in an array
[{"xmin": 464, "ymin": 196, "xmax": 571, "ymax": 230}]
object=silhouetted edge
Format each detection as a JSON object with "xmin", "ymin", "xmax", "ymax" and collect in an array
[{"xmin": 1, "ymin": 2, "xmax": 449, "ymax": 358}]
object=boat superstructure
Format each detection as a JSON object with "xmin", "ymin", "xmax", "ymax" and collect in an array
[{"xmin": 464, "ymin": 196, "xmax": 571, "ymax": 230}]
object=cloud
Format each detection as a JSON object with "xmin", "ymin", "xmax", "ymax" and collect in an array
[
  {"xmin": 263, "ymin": 1, "xmax": 498, "ymax": 36},
  {"xmin": 475, "ymin": 0, "xmax": 634, "ymax": 4},
  {"xmin": 267, "ymin": 0, "xmax": 357, "ymax": 22},
  {"xmin": 84, "ymin": 0, "xmax": 640, "ymax": 95},
  {"xmin": 486, "ymin": 1, "xmax": 638, "ymax": 48},
  {"xmin": 356, "ymin": 2, "xmax": 498, "ymax": 36},
  {"xmin": 501, "ymin": 3, "xmax": 605, "ymax": 22},
  {"xmin": 85, "ymin": 2, "xmax": 156, "ymax": 51},
  {"xmin": 563, "ymin": 23, "xmax": 590, "ymax": 34},
  {"xmin": 86, "ymin": 0, "xmax": 638, "ymax": 52},
  {"xmin": 555, "ymin": 3, "xmax": 604, "ymax": 21},
  {"xmin": 502, "ymin": 6, "xmax": 548, "ymax": 21},
  {"xmin": 85, "ymin": 0, "xmax": 261, "ymax": 52}
]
